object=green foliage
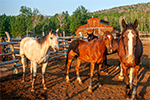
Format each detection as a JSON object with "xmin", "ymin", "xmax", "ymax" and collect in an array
[
  {"xmin": 70, "ymin": 6, "xmax": 89, "ymax": 34},
  {"xmin": 0, "ymin": 3, "xmax": 150, "ymax": 38}
]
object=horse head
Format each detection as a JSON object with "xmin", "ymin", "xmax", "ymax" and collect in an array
[
  {"xmin": 120, "ymin": 19, "xmax": 139, "ymax": 64},
  {"xmin": 87, "ymin": 33, "xmax": 94, "ymax": 42},
  {"xmin": 103, "ymin": 31, "xmax": 114, "ymax": 54},
  {"xmin": 48, "ymin": 28, "xmax": 59, "ymax": 52}
]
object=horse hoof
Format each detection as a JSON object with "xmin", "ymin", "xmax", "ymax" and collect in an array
[
  {"xmin": 88, "ymin": 86, "xmax": 92, "ymax": 92},
  {"xmin": 22, "ymin": 80, "xmax": 25, "ymax": 83},
  {"xmin": 78, "ymin": 81, "xmax": 83, "ymax": 85},
  {"xmin": 31, "ymin": 88, "xmax": 35, "ymax": 92},
  {"xmin": 88, "ymin": 88, "xmax": 92, "ymax": 93},
  {"xmin": 43, "ymin": 86, "xmax": 47, "ymax": 90},
  {"xmin": 135, "ymin": 94, "xmax": 141, "ymax": 99},
  {"xmin": 119, "ymin": 76, "xmax": 124, "ymax": 81},
  {"xmin": 115, "ymin": 66, "xmax": 120, "ymax": 70},
  {"xmin": 66, "ymin": 80, "xmax": 70, "ymax": 83},
  {"xmin": 97, "ymin": 83, "xmax": 102, "ymax": 88}
]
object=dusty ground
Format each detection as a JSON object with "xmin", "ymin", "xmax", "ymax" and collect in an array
[{"xmin": 0, "ymin": 42, "xmax": 150, "ymax": 100}]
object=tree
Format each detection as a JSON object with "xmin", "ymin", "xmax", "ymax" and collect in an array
[{"xmin": 70, "ymin": 6, "xmax": 88, "ymax": 34}]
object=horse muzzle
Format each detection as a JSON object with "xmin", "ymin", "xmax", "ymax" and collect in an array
[
  {"xmin": 53, "ymin": 46, "xmax": 59, "ymax": 52},
  {"xmin": 126, "ymin": 55, "xmax": 135, "ymax": 64},
  {"xmin": 54, "ymin": 48, "xmax": 59, "ymax": 52},
  {"xmin": 107, "ymin": 49, "xmax": 113, "ymax": 54}
]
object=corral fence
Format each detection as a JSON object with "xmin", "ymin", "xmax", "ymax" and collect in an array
[
  {"xmin": 0, "ymin": 32, "xmax": 89, "ymax": 74},
  {"xmin": 0, "ymin": 32, "xmax": 150, "ymax": 75}
]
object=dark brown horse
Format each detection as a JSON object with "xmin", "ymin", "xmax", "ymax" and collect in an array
[
  {"xmin": 87, "ymin": 33, "xmax": 98, "ymax": 42},
  {"xmin": 65, "ymin": 31, "xmax": 114, "ymax": 92},
  {"xmin": 118, "ymin": 19, "xmax": 143, "ymax": 99}
]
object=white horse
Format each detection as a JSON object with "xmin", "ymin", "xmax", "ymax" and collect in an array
[{"xmin": 20, "ymin": 28, "xmax": 59, "ymax": 92}]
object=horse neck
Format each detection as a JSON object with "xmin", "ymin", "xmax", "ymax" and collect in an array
[
  {"xmin": 39, "ymin": 34, "xmax": 51, "ymax": 54},
  {"xmin": 95, "ymin": 36, "xmax": 106, "ymax": 53}
]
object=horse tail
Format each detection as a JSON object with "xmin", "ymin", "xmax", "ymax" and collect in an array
[{"xmin": 26, "ymin": 58, "xmax": 29, "ymax": 67}]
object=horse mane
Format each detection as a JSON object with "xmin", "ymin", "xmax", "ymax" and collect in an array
[
  {"xmin": 36, "ymin": 33, "xmax": 49, "ymax": 44},
  {"xmin": 36, "ymin": 30, "xmax": 58, "ymax": 44}
]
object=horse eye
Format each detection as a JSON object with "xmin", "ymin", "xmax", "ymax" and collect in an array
[
  {"xmin": 105, "ymin": 38, "xmax": 107, "ymax": 40},
  {"xmin": 123, "ymin": 36, "xmax": 125, "ymax": 39},
  {"xmin": 50, "ymin": 37, "xmax": 53, "ymax": 39}
]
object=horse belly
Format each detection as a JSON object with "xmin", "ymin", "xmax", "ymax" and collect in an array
[{"xmin": 79, "ymin": 55, "xmax": 91, "ymax": 62}]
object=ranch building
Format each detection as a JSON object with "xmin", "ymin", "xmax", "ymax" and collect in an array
[{"xmin": 76, "ymin": 17, "xmax": 120, "ymax": 38}]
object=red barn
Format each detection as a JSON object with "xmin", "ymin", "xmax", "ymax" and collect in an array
[{"xmin": 76, "ymin": 17, "xmax": 114, "ymax": 37}]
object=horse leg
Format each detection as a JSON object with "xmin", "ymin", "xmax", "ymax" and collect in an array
[
  {"xmin": 131, "ymin": 65, "xmax": 140, "ymax": 100},
  {"xmin": 76, "ymin": 57, "xmax": 82, "ymax": 85},
  {"xmin": 30, "ymin": 61, "xmax": 33, "ymax": 82},
  {"xmin": 116, "ymin": 60, "xmax": 121, "ymax": 70},
  {"xmin": 21, "ymin": 55, "xmax": 26, "ymax": 82},
  {"xmin": 88, "ymin": 62, "xmax": 95, "ymax": 92},
  {"xmin": 31, "ymin": 61, "xmax": 37, "ymax": 92},
  {"xmin": 97, "ymin": 64, "xmax": 103, "ymax": 87},
  {"xmin": 119, "ymin": 63, "xmax": 124, "ymax": 81},
  {"xmin": 129, "ymin": 68, "xmax": 133, "ymax": 89},
  {"xmin": 122, "ymin": 64, "xmax": 130, "ymax": 98},
  {"xmin": 42, "ymin": 62, "xmax": 48, "ymax": 90},
  {"xmin": 65, "ymin": 52, "xmax": 75, "ymax": 83}
]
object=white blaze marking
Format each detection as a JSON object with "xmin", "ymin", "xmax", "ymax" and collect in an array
[
  {"xmin": 107, "ymin": 35, "xmax": 111, "ymax": 40},
  {"xmin": 127, "ymin": 30, "xmax": 134, "ymax": 56},
  {"xmin": 107, "ymin": 35, "xmax": 112, "ymax": 48}
]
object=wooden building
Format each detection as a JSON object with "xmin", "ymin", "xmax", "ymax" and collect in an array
[{"xmin": 76, "ymin": 17, "xmax": 117, "ymax": 37}]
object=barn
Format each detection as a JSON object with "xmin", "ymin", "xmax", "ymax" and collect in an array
[{"xmin": 76, "ymin": 17, "xmax": 118, "ymax": 37}]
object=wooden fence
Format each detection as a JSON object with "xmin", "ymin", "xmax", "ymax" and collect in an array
[
  {"xmin": 0, "ymin": 32, "xmax": 150, "ymax": 74},
  {"xmin": 0, "ymin": 32, "xmax": 88, "ymax": 74}
]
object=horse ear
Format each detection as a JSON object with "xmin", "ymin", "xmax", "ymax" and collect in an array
[
  {"xmin": 122, "ymin": 19, "xmax": 126, "ymax": 28},
  {"xmin": 133, "ymin": 19, "xmax": 138, "ymax": 28},
  {"xmin": 49, "ymin": 28, "xmax": 52, "ymax": 33}
]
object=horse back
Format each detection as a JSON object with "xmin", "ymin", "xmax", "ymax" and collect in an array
[{"xmin": 20, "ymin": 37, "xmax": 36, "ymax": 56}]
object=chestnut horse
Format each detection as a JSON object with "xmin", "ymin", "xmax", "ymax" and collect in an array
[
  {"xmin": 87, "ymin": 32, "xmax": 120, "ymax": 68},
  {"xmin": 20, "ymin": 28, "xmax": 59, "ymax": 92},
  {"xmin": 65, "ymin": 31, "xmax": 114, "ymax": 92},
  {"xmin": 118, "ymin": 19, "xmax": 143, "ymax": 99}
]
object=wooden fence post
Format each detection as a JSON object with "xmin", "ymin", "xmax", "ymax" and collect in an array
[{"xmin": 5, "ymin": 32, "xmax": 18, "ymax": 74}]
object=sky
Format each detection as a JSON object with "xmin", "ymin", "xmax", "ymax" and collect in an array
[{"xmin": 0, "ymin": 0, "xmax": 149, "ymax": 16}]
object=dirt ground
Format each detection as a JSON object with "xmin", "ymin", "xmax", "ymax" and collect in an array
[{"xmin": 0, "ymin": 42, "xmax": 150, "ymax": 100}]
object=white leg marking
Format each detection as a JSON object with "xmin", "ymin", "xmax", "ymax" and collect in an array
[{"xmin": 129, "ymin": 68, "xmax": 134, "ymax": 84}]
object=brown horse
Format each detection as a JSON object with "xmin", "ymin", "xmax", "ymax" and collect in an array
[
  {"xmin": 118, "ymin": 19, "xmax": 143, "ymax": 99},
  {"xmin": 87, "ymin": 32, "xmax": 120, "ymax": 68},
  {"xmin": 65, "ymin": 31, "xmax": 114, "ymax": 92}
]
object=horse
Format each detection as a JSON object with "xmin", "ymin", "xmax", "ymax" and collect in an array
[
  {"xmin": 118, "ymin": 19, "xmax": 143, "ymax": 99},
  {"xmin": 20, "ymin": 28, "xmax": 59, "ymax": 92},
  {"xmin": 87, "ymin": 32, "xmax": 120, "ymax": 69},
  {"xmin": 65, "ymin": 31, "xmax": 114, "ymax": 92},
  {"xmin": 87, "ymin": 33, "xmax": 98, "ymax": 42}
]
